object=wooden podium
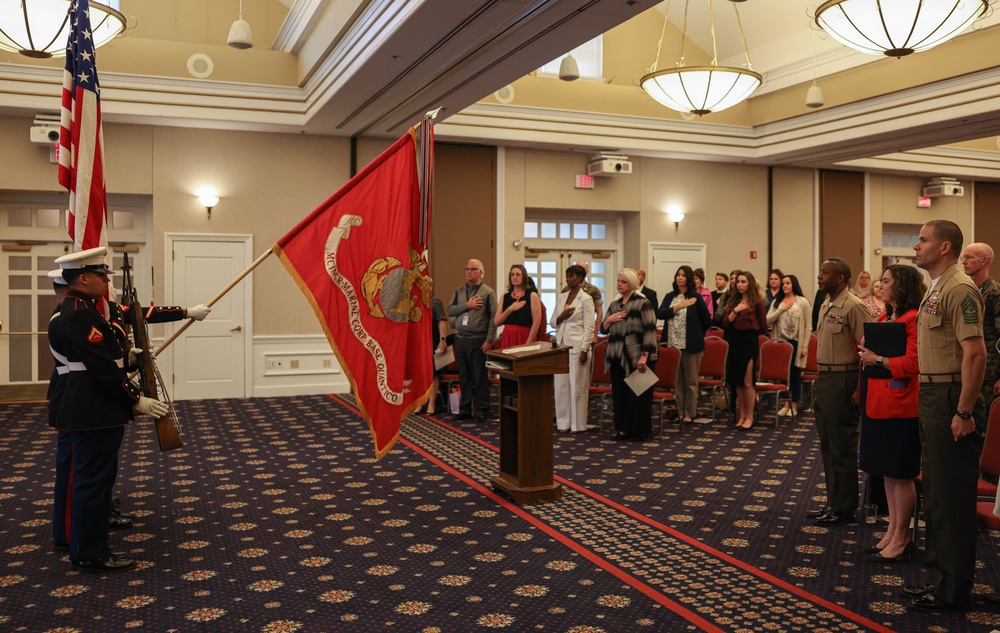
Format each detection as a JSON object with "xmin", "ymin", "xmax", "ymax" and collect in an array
[{"xmin": 485, "ymin": 344, "xmax": 569, "ymax": 504}]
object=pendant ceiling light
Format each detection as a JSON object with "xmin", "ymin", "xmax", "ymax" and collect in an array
[
  {"xmin": 640, "ymin": 0, "xmax": 761, "ymax": 116},
  {"xmin": 814, "ymin": 0, "xmax": 991, "ymax": 58},
  {"xmin": 0, "ymin": 0, "xmax": 125, "ymax": 58},
  {"xmin": 227, "ymin": 0, "xmax": 253, "ymax": 49}
]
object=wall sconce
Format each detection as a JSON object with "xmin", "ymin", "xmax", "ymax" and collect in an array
[
  {"xmin": 196, "ymin": 186, "xmax": 220, "ymax": 218},
  {"xmin": 667, "ymin": 204, "xmax": 685, "ymax": 232},
  {"xmin": 512, "ymin": 238, "xmax": 523, "ymax": 250}
]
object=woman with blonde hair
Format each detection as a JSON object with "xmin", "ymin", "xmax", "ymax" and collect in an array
[
  {"xmin": 601, "ymin": 268, "xmax": 658, "ymax": 442},
  {"xmin": 722, "ymin": 271, "xmax": 768, "ymax": 430}
]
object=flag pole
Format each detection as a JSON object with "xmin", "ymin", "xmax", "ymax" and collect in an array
[{"xmin": 152, "ymin": 247, "xmax": 274, "ymax": 358}]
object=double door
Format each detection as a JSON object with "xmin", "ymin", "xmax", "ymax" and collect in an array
[{"xmin": 522, "ymin": 249, "xmax": 614, "ymax": 335}]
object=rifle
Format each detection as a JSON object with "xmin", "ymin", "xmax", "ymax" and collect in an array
[{"xmin": 121, "ymin": 254, "xmax": 183, "ymax": 451}]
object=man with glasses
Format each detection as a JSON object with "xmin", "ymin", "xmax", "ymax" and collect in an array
[
  {"xmin": 962, "ymin": 242, "xmax": 1000, "ymax": 409},
  {"xmin": 447, "ymin": 259, "xmax": 497, "ymax": 422}
]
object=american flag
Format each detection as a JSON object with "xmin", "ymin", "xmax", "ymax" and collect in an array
[{"xmin": 58, "ymin": 0, "xmax": 110, "ymax": 266}]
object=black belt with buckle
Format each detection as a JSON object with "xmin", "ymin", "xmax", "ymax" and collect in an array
[
  {"xmin": 818, "ymin": 364, "xmax": 859, "ymax": 373},
  {"xmin": 918, "ymin": 374, "xmax": 963, "ymax": 383}
]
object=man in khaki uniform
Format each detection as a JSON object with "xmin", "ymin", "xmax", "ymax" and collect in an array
[
  {"xmin": 810, "ymin": 258, "xmax": 872, "ymax": 526},
  {"xmin": 904, "ymin": 220, "xmax": 986, "ymax": 613}
]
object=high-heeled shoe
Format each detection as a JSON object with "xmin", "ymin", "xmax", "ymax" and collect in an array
[
  {"xmin": 861, "ymin": 545, "xmax": 885, "ymax": 554},
  {"xmin": 868, "ymin": 542, "xmax": 915, "ymax": 563}
]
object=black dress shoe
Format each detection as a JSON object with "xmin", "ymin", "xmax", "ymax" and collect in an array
[
  {"xmin": 109, "ymin": 512, "xmax": 134, "ymax": 530},
  {"xmin": 612, "ymin": 433, "xmax": 630, "ymax": 441},
  {"xmin": 909, "ymin": 593, "xmax": 963, "ymax": 613},
  {"xmin": 53, "ymin": 543, "xmax": 69, "ymax": 552},
  {"xmin": 806, "ymin": 505, "xmax": 832, "ymax": 519},
  {"xmin": 73, "ymin": 553, "xmax": 136, "ymax": 573},
  {"xmin": 476, "ymin": 414, "xmax": 492, "ymax": 423},
  {"xmin": 861, "ymin": 545, "xmax": 884, "ymax": 554},
  {"xmin": 813, "ymin": 511, "xmax": 854, "ymax": 526},
  {"xmin": 901, "ymin": 583, "xmax": 935, "ymax": 599},
  {"xmin": 630, "ymin": 433, "xmax": 651, "ymax": 442},
  {"xmin": 456, "ymin": 412, "xmax": 473, "ymax": 420}
]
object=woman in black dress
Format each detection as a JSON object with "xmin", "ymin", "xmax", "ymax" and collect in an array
[
  {"xmin": 722, "ymin": 271, "xmax": 767, "ymax": 430},
  {"xmin": 856, "ymin": 265, "xmax": 925, "ymax": 561}
]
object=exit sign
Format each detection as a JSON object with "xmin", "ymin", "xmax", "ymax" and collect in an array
[
  {"xmin": 917, "ymin": 196, "xmax": 931, "ymax": 208},
  {"xmin": 575, "ymin": 174, "xmax": 594, "ymax": 189}
]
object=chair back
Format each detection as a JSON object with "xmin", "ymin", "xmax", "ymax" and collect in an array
[
  {"xmin": 654, "ymin": 345, "xmax": 680, "ymax": 390},
  {"xmin": 699, "ymin": 336, "xmax": 728, "ymax": 380},
  {"xmin": 804, "ymin": 334, "xmax": 818, "ymax": 373},
  {"xmin": 758, "ymin": 334, "xmax": 769, "ymax": 350},
  {"xmin": 591, "ymin": 341, "xmax": 612, "ymax": 385},
  {"xmin": 982, "ymin": 399, "xmax": 1000, "ymax": 476},
  {"xmin": 758, "ymin": 340, "xmax": 793, "ymax": 383},
  {"xmin": 709, "ymin": 326, "xmax": 724, "ymax": 338}
]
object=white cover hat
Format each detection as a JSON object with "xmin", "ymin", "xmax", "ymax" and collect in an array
[
  {"xmin": 47, "ymin": 269, "xmax": 67, "ymax": 286},
  {"xmin": 54, "ymin": 246, "xmax": 115, "ymax": 275}
]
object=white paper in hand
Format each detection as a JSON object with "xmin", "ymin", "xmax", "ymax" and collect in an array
[
  {"xmin": 434, "ymin": 346, "xmax": 455, "ymax": 371},
  {"xmin": 624, "ymin": 367, "xmax": 658, "ymax": 396}
]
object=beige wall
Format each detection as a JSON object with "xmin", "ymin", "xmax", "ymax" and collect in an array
[{"xmin": 2, "ymin": 111, "xmax": 978, "ymax": 345}]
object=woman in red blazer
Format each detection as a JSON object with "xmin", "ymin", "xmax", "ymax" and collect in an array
[{"xmin": 857, "ymin": 265, "xmax": 926, "ymax": 562}]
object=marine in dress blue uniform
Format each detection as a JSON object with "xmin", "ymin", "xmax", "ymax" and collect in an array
[{"xmin": 48, "ymin": 247, "xmax": 170, "ymax": 572}]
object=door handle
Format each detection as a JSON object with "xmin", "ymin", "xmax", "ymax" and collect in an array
[{"xmin": 230, "ymin": 325, "xmax": 242, "ymax": 332}]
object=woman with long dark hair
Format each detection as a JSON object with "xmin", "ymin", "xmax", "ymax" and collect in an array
[
  {"xmin": 856, "ymin": 265, "xmax": 925, "ymax": 562},
  {"xmin": 494, "ymin": 264, "xmax": 542, "ymax": 348},
  {"xmin": 766, "ymin": 274, "xmax": 812, "ymax": 417},
  {"xmin": 723, "ymin": 271, "xmax": 767, "ymax": 430},
  {"xmin": 601, "ymin": 268, "xmax": 658, "ymax": 442},
  {"xmin": 765, "ymin": 268, "xmax": 784, "ymax": 311},
  {"xmin": 658, "ymin": 265, "xmax": 711, "ymax": 423}
]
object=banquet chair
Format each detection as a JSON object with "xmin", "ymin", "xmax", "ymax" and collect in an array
[
  {"xmin": 698, "ymin": 336, "xmax": 729, "ymax": 422},
  {"xmin": 754, "ymin": 340, "xmax": 793, "ymax": 428},
  {"xmin": 588, "ymin": 341, "xmax": 613, "ymax": 431},
  {"xmin": 653, "ymin": 345, "xmax": 681, "ymax": 436}
]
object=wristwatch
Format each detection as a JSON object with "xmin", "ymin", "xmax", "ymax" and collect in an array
[
  {"xmin": 875, "ymin": 356, "xmax": 883, "ymax": 367},
  {"xmin": 956, "ymin": 410, "xmax": 973, "ymax": 420}
]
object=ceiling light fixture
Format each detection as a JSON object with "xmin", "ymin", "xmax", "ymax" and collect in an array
[
  {"xmin": 640, "ymin": 0, "xmax": 761, "ymax": 116},
  {"xmin": 0, "ymin": 0, "xmax": 125, "ymax": 58},
  {"xmin": 814, "ymin": 0, "xmax": 990, "ymax": 58},
  {"xmin": 558, "ymin": 54, "xmax": 580, "ymax": 81},
  {"xmin": 227, "ymin": 0, "xmax": 253, "ymax": 49}
]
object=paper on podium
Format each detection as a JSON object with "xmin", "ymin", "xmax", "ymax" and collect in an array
[
  {"xmin": 434, "ymin": 346, "xmax": 455, "ymax": 371},
  {"xmin": 624, "ymin": 367, "xmax": 657, "ymax": 396}
]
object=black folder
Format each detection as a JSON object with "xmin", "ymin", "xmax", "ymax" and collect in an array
[{"xmin": 863, "ymin": 321, "xmax": 906, "ymax": 379}]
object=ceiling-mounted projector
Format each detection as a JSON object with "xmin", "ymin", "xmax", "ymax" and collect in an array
[{"xmin": 587, "ymin": 153, "xmax": 632, "ymax": 177}]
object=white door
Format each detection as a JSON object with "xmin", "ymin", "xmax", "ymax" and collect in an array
[
  {"xmin": 167, "ymin": 236, "xmax": 251, "ymax": 400},
  {"xmin": 523, "ymin": 249, "xmax": 615, "ymax": 336},
  {"xmin": 648, "ymin": 243, "xmax": 707, "ymax": 298}
]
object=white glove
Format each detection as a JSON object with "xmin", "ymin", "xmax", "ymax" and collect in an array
[
  {"xmin": 127, "ymin": 347, "xmax": 145, "ymax": 366},
  {"xmin": 187, "ymin": 304, "xmax": 211, "ymax": 321},
  {"xmin": 135, "ymin": 396, "xmax": 169, "ymax": 418}
]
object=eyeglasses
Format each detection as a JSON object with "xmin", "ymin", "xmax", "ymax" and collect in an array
[{"xmin": 465, "ymin": 267, "xmax": 480, "ymax": 271}]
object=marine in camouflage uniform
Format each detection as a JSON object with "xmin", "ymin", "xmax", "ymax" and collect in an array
[{"xmin": 961, "ymin": 242, "xmax": 1000, "ymax": 410}]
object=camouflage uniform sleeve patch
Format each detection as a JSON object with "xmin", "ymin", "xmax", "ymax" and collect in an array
[{"xmin": 962, "ymin": 293, "xmax": 980, "ymax": 324}]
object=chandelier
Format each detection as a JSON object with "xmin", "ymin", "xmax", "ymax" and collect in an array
[
  {"xmin": 814, "ymin": 0, "xmax": 991, "ymax": 57},
  {"xmin": 640, "ymin": 0, "xmax": 761, "ymax": 116},
  {"xmin": 0, "ymin": 0, "xmax": 125, "ymax": 58}
]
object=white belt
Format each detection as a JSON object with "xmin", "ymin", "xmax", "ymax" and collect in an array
[
  {"xmin": 56, "ymin": 366, "xmax": 69, "ymax": 375},
  {"xmin": 67, "ymin": 361, "xmax": 87, "ymax": 371}
]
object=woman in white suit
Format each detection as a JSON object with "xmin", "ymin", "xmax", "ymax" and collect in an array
[{"xmin": 551, "ymin": 264, "xmax": 596, "ymax": 433}]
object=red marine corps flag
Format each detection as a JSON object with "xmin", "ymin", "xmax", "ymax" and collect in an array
[{"xmin": 274, "ymin": 125, "xmax": 433, "ymax": 459}]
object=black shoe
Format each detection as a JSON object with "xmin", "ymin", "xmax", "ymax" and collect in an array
[
  {"xmin": 806, "ymin": 505, "xmax": 832, "ymax": 519},
  {"xmin": 813, "ymin": 511, "xmax": 854, "ymax": 526},
  {"xmin": 861, "ymin": 545, "xmax": 884, "ymax": 554},
  {"xmin": 456, "ymin": 412, "xmax": 474, "ymax": 420},
  {"xmin": 630, "ymin": 433, "xmax": 651, "ymax": 442},
  {"xmin": 868, "ymin": 549, "xmax": 913, "ymax": 563},
  {"xmin": 901, "ymin": 583, "xmax": 935, "ymax": 599},
  {"xmin": 73, "ymin": 553, "xmax": 136, "ymax": 573},
  {"xmin": 109, "ymin": 511, "xmax": 134, "ymax": 530},
  {"xmin": 476, "ymin": 413, "xmax": 491, "ymax": 423},
  {"xmin": 53, "ymin": 543, "xmax": 69, "ymax": 552},
  {"xmin": 909, "ymin": 593, "xmax": 963, "ymax": 613},
  {"xmin": 612, "ymin": 433, "xmax": 630, "ymax": 441}
]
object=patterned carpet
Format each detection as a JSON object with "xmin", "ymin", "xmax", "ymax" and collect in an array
[{"xmin": 0, "ymin": 394, "xmax": 997, "ymax": 632}]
